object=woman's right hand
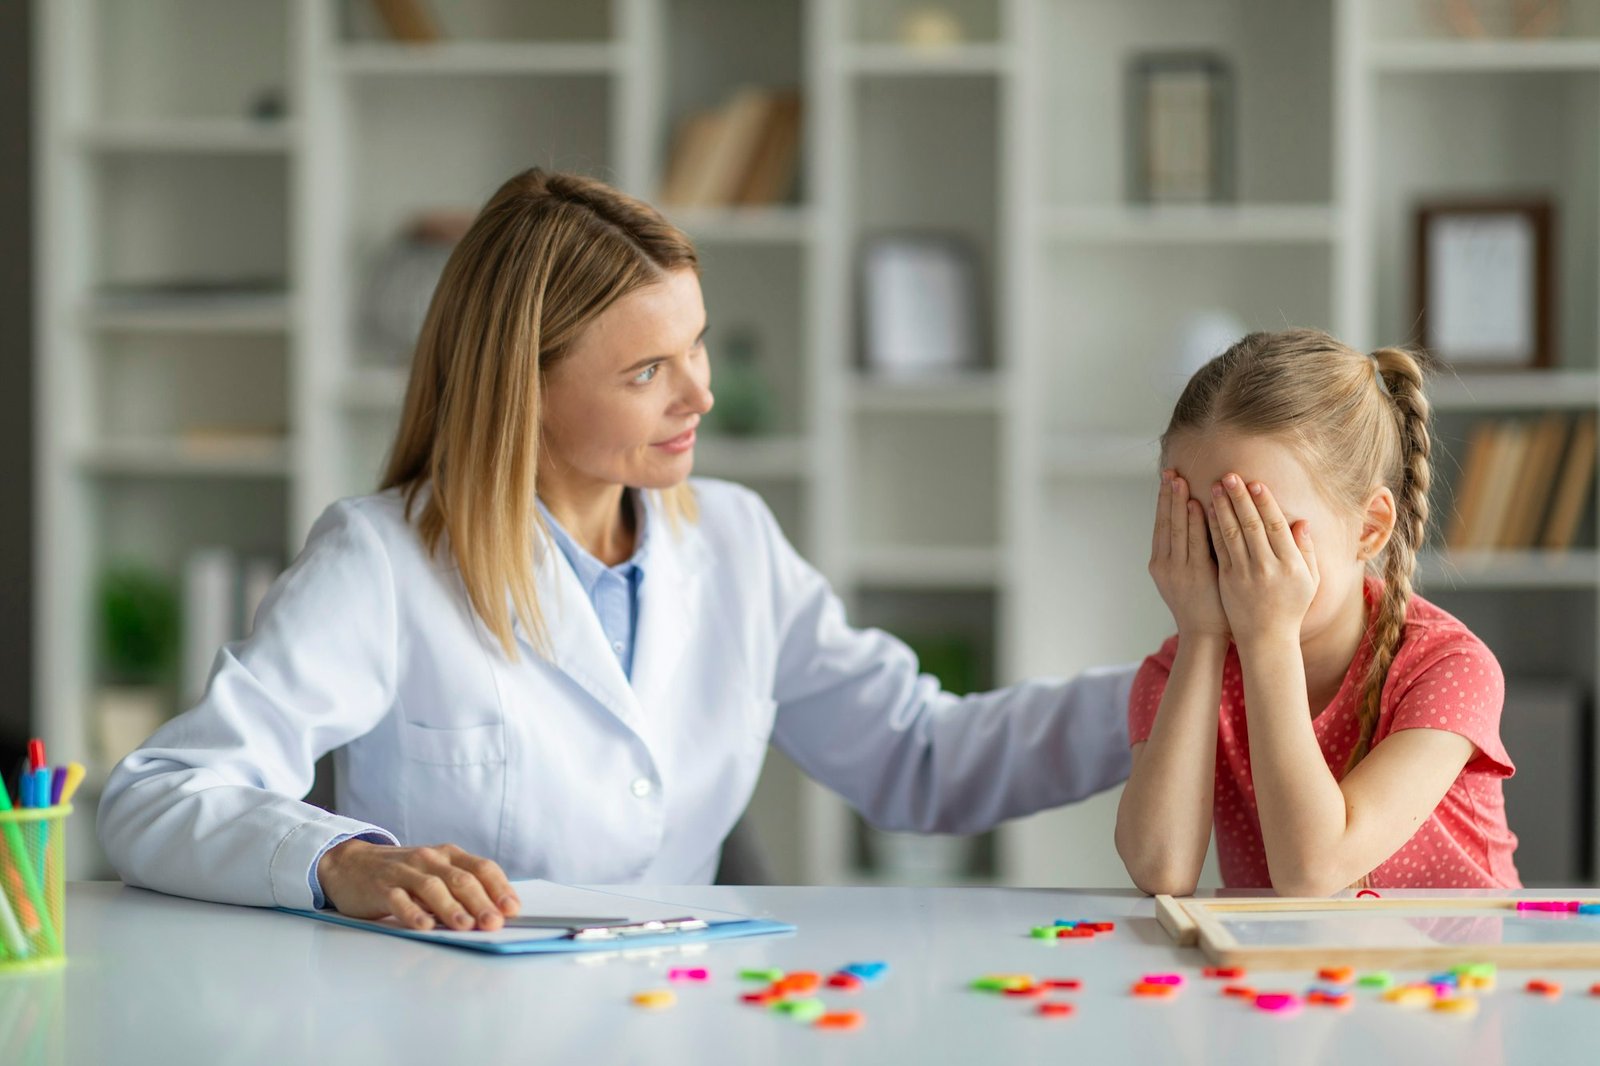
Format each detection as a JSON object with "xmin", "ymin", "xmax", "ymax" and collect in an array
[
  {"xmin": 317, "ymin": 839, "xmax": 521, "ymax": 931},
  {"xmin": 1148, "ymin": 470, "xmax": 1230, "ymax": 640}
]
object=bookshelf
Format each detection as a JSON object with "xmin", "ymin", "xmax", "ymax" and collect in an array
[{"xmin": 36, "ymin": 0, "xmax": 1600, "ymax": 887}]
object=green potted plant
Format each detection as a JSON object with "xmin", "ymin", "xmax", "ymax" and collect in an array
[{"xmin": 94, "ymin": 564, "xmax": 180, "ymax": 776}]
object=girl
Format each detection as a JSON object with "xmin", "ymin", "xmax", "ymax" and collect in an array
[{"xmin": 1115, "ymin": 328, "xmax": 1519, "ymax": 896}]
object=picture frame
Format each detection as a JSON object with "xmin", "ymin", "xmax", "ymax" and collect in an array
[
  {"xmin": 1416, "ymin": 200, "xmax": 1554, "ymax": 369},
  {"xmin": 1126, "ymin": 51, "xmax": 1235, "ymax": 204},
  {"xmin": 1156, "ymin": 893, "xmax": 1600, "ymax": 970},
  {"xmin": 859, "ymin": 233, "xmax": 984, "ymax": 378}
]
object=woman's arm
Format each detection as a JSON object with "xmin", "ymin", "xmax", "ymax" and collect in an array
[
  {"xmin": 1210, "ymin": 475, "xmax": 1476, "ymax": 895},
  {"xmin": 737, "ymin": 486, "xmax": 1134, "ymax": 835},
  {"xmin": 97, "ymin": 501, "xmax": 403, "ymax": 909},
  {"xmin": 1115, "ymin": 634, "xmax": 1227, "ymax": 896}
]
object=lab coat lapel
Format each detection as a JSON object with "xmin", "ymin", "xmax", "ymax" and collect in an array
[
  {"xmin": 629, "ymin": 493, "xmax": 703, "ymax": 709},
  {"xmin": 516, "ymin": 537, "xmax": 645, "ymax": 731}
]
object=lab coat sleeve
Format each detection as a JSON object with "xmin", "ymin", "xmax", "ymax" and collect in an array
[
  {"xmin": 96, "ymin": 500, "xmax": 402, "ymax": 910},
  {"xmin": 761, "ymin": 506, "xmax": 1136, "ymax": 835}
]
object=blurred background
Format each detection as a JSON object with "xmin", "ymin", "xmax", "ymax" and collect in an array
[{"xmin": 10, "ymin": 0, "xmax": 1600, "ymax": 888}]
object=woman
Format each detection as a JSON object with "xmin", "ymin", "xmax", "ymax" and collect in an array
[{"xmin": 99, "ymin": 170, "xmax": 1136, "ymax": 932}]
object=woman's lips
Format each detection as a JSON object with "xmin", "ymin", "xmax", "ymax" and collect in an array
[{"xmin": 653, "ymin": 427, "xmax": 696, "ymax": 454}]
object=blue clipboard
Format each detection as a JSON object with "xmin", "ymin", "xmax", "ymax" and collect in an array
[{"xmin": 280, "ymin": 879, "xmax": 796, "ymax": 955}]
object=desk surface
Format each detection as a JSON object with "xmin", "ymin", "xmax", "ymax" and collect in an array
[{"xmin": 10, "ymin": 882, "xmax": 1600, "ymax": 1065}]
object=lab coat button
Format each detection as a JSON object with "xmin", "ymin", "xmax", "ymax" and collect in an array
[
  {"xmin": 630, "ymin": 777, "xmax": 653, "ymax": 798},
  {"xmin": 612, "ymin": 641, "xmax": 625, "ymax": 653}
]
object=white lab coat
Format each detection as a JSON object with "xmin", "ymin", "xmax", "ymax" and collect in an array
[{"xmin": 98, "ymin": 479, "xmax": 1135, "ymax": 910}]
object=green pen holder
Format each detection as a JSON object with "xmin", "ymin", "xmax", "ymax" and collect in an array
[{"xmin": 0, "ymin": 805, "xmax": 71, "ymax": 973}]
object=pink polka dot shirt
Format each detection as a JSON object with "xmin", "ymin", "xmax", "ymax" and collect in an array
[{"xmin": 1129, "ymin": 576, "xmax": 1521, "ymax": 889}]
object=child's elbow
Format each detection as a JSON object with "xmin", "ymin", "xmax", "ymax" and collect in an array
[
  {"xmin": 1270, "ymin": 867, "xmax": 1346, "ymax": 899},
  {"xmin": 1131, "ymin": 871, "xmax": 1200, "ymax": 898}
]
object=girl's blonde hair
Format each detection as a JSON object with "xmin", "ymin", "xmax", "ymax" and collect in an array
[
  {"xmin": 380, "ymin": 168, "xmax": 701, "ymax": 659},
  {"xmin": 1161, "ymin": 328, "xmax": 1438, "ymax": 775}
]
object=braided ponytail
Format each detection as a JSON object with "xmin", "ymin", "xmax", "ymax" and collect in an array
[{"xmin": 1343, "ymin": 347, "xmax": 1437, "ymax": 774}]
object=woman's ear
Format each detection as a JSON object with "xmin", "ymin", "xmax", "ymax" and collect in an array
[{"xmin": 1358, "ymin": 486, "xmax": 1397, "ymax": 561}]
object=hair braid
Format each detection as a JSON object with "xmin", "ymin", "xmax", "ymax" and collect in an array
[{"xmin": 1343, "ymin": 347, "xmax": 1436, "ymax": 774}]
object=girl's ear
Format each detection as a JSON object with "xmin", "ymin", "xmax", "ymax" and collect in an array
[{"xmin": 1358, "ymin": 486, "xmax": 1397, "ymax": 561}]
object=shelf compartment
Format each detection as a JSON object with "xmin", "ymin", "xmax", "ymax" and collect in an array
[
  {"xmin": 1419, "ymin": 549, "xmax": 1600, "ymax": 590},
  {"xmin": 843, "ymin": 44, "xmax": 1012, "ymax": 77},
  {"xmin": 1046, "ymin": 432, "xmax": 1163, "ymax": 479},
  {"xmin": 339, "ymin": 0, "xmax": 612, "ymax": 44},
  {"xmin": 91, "ymin": 0, "xmax": 289, "ymax": 122},
  {"xmin": 693, "ymin": 435, "xmax": 812, "ymax": 482},
  {"xmin": 1042, "ymin": 0, "xmax": 1334, "ymax": 208},
  {"xmin": 1370, "ymin": 70, "xmax": 1600, "ymax": 372},
  {"xmin": 664, "ymin": 207, "xmax": 815, "ymax": 244},
  {"xmin": 851, "ymin": 0, "xmax": 1003, "ymax": 47},
  {"xmin": 83, "ymin": 291, "xmax": 292, "ymax": 334},
  {"xmin": 79, "ymin": 438, "xmax": 291, "ymax": 480},
  {"xmin": 853, "ymin": 372, "xmax": 1005, "ymax": 413},
  {"xmin": 850, "ymin": 545, "xmax": 1001, "ymax": 589},
  {"xmin": 852, "ymin": 410, "xmax": 1000, "ymax": 553},
  {"xmin": 1040, "ymin": 242, "xmax": 1332, "ymax": 440},
  {"xmin": 1044, "ymin": 204, "xmax": 1338, "ymax": 245},
  {"xmin": 1430, "ymin": 370, "xmax": 1600, "ymax": 412},
  {"xmin": 337, "ymin": 42, "xmax": 619, "ymax": 77},
  {"xmin": 92, "ymin": 154, "xmax": 289, "ymax": 291},
  {"xmin": 1370, "ymin": 40, "xmax": 1600, "ymax": 72},
  {"xmin": 78, "ymin": 119, "xmax": 295, "ymax": 155}
]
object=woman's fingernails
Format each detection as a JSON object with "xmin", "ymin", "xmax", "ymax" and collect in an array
[
  {"xmin": 499, "ymin": 896, "xmax": 519, "ymax": 913},
  {"xmin": 1250, "ymin": 482, "xmax": 1263, "ymax": 496},
  {"xmin": 1224, "ymin": 474, "xmax": 1240, "ymax": 489},
  {"xmin": 1212, "ymin": 483, "xmax": 1224, "ymax": 497},
  {"xmin": 479, "ymin": 912, "xmax": 500, "ymax": 927}
]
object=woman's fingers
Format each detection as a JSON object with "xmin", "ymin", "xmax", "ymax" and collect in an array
[
  {"xmin": 387, "ymin": 884, "xmax": 435, "ymax": 930},
  {"xmin": 403, "ymin": 864, "xmax": 478, "ymax": 931},
  {"xmin": 433, "ymin": 844, "xmax": 513, "ymax": 928},
  {"xmin": 455, "ymin": 851, "xmax": 520, "ymax": 916}
]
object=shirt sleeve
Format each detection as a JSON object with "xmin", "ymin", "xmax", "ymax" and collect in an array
[
  {"xmin": 1385, "ymin": 628, "xmax": 1512, "ymax": 779},
  {"xmin": 1128, "ymin": 636, "xmax": 1182, "ymax": 746}
]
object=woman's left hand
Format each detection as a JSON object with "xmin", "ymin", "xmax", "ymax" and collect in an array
[{"xmin": 1205, "ymin": 473, "xmax": 1319, "ymax": 644}]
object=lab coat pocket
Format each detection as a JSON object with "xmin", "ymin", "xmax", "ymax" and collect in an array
[
  {"xmin": 402, "ymin": 720, "xmax": 506, "ymax": 766},
  {"xmin": 400, "ymin": 721, "xmax": 507, "ymax": 855}
]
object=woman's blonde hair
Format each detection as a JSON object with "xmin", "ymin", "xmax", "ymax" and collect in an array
[
  {"xmin": 380, "ymin": 168, "xmax": 701, "ymax": 659},
  {"xmin": 1161, "ymin": 328, "xmax": 1438, "ymax": 775}
]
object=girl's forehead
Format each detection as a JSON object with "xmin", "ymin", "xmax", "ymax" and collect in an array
[{"xmin": 1167, "ymin": 433, "xmax": 1318, "ymax": 498}]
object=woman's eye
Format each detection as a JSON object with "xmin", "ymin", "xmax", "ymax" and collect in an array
[{"xmin": 633, "ymin": 364, "xmax": 660, "ymax": 384}]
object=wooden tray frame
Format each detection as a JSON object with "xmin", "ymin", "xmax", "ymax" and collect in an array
[{"xmin": 1155, "ymin": 894, "xmax": 1600, "ymax": 970}]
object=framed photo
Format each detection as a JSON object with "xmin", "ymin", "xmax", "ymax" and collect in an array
[
  {"xmin": 859, "ymin": 234, "xmax": 984, "ymax": 378},
  {"xmin": 1416, "ymin": 200, "xmax": 1554, "ymax": 369},
  {"xmin": 1126, "ymin": 51, "xmax": 1235, "ymax": 204}
]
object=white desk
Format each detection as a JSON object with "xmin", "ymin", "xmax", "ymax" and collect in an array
[{"xmin": 10, "ymin": 882, "xmax": 1600, "ymax": 1064}]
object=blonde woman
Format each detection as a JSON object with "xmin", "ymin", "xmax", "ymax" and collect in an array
[{"xmin": 100, "ymin": 170, "xmax": 1137, "ymax": 932}]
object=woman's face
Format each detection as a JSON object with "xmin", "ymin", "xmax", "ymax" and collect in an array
[{"xmin": 540, "ymin": 267, "xmax": 714, "ymax": 492}]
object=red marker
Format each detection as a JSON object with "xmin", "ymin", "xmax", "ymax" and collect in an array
[{"xmin": 27, "ymin": 739, "xmax": 45, "ymax": 773}]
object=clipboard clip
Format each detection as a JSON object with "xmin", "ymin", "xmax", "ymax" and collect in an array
[{"xmin": 569, "ymin": 916, "xmax": 710, "ymax": 941}]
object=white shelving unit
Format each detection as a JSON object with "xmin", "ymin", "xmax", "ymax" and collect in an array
[{"xmin": 37, "ymin": 0, "xmax": 1600, "ymax": 887}]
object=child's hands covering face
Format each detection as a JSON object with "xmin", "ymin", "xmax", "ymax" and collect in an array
[
  {"xmin": 1148, "ymin": 470, "xmax": 1229, "ymax": 639},
  {"xmin": 1205, "ymin": 473, "xmax": 1319, "ymax": 643}
]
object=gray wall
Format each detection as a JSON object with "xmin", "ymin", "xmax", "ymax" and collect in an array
[{"xmin": 1, "ymin": 0, "xmax": 34, "ymax": 764}]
